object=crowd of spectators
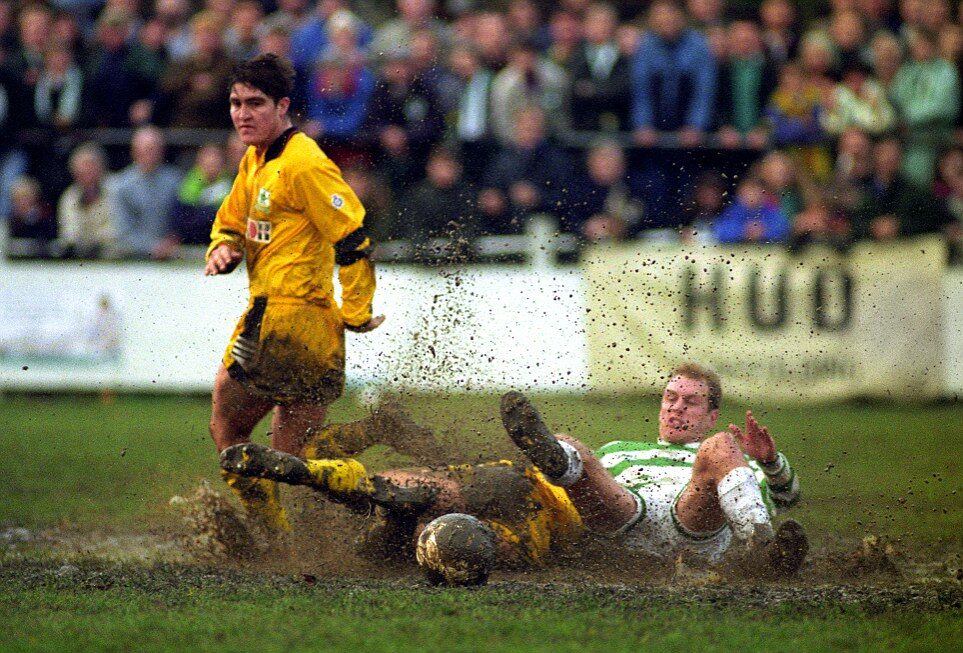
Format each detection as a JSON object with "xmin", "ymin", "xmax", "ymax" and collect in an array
[{"xmin": 1, "ymin": 0, "xmax": 962, "ymax": 261}]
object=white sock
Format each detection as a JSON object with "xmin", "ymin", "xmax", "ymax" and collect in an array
[
  {"xmin": 717, "ymin": 466, "xmax": 772, "ymax": 542},
  {"xmin": 552, "ymin": 441, "xmax": 584, "ymax": 487}
]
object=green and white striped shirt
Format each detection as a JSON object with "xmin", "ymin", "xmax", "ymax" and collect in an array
[{"xmin": 595, "ymin": 440, "xmax": 799, "ymax": 515}]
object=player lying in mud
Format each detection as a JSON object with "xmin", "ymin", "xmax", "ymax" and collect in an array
[{"xmin": 220, "ymin": 363, "xmax": 808, "ymax": 584}]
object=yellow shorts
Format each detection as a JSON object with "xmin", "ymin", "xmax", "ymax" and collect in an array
[
  {"xmin": 223, "ymin": 296, "xmax": 345, "ymax": 405},
  {"xmin": 444, "ymin": 461, "xmax": 583, "ymax": 566}
]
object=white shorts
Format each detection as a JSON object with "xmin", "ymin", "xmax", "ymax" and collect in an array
[{"xmin": 620, "ymin": 483, "xmax": 733, "ymax": 563}]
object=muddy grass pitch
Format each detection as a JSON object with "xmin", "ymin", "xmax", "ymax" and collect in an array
[{"xmin": 3, "ymin": 394, "xmax": 963, "ymax": 650}]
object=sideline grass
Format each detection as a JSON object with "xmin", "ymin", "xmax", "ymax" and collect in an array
[
  {"xmin": 2, "ymin": 562, "xmax": 962, "ymax": 653},
  {"xmin": 2, "ymin": 393, "xmax": 961, "ymax": 547}
]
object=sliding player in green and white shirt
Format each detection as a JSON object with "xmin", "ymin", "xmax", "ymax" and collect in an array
[{"xmin": 501, "ymin": 363, "xmax": 806, "ymax": 572}]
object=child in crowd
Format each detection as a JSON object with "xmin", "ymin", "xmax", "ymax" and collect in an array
[{"xmin": 713, "ymin": 176, "xmax": 790, "ymax": 244}]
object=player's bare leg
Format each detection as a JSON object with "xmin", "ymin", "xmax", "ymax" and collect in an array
[
  {"xmin": 209, "ymin": 364, "xmax": 289, "ymax": 534},
  {"xmin": 210, "ymin": 364, "xmax": 273, "ymax": 453},
  {"xmin": 271, "ymin": 402, "xmax": 329, "ymax": 455},
  {"xmin": 301, "ymin": 400, "xmax": 444, "ymax": 461},
  {"xmin": 220, "ymin": 443, "xmax": 439, "ymax": 512}
]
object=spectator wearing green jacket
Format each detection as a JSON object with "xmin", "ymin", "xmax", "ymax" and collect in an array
[{"xmin": 889, "ymin": 28, "xmax": 961, "ymax": 186}]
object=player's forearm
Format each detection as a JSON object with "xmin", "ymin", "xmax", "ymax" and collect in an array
[
  {"xmin": 206, "ymin": 229, "xmax": 244, "ymax": 260},
  {"xmin": 760, "ymin": 452, "xmax": 800, "ymax": 510}
]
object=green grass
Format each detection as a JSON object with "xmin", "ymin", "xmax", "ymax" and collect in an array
[
  {"xmin": 1, "ymin": 564, "xmax": 961, "ymax": 653},
  {"xmin": 3, "ymin": 393, "xmax": 962, "ymax": 547},
  {"xmin": 3, "ymin": 394, "xmax": 963, "ymax": 652}
]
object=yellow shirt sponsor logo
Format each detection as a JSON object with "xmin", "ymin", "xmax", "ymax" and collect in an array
[{"xmin": 246, "ymin": 217, "xmax": 272, "ymax": 243}]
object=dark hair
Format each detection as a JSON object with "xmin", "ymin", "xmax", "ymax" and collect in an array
[
  {"xmin": 669, "ymin": 363, "xmax": 722, "ymax": 410},
  {"xmin": 229, "ymin": 53, "xmax": 295, "ymax": 103}
]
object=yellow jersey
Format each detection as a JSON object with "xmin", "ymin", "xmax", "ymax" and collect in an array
[{"xmin": 207, "ymin": 128, "xmax": 375, "ymax": 327}]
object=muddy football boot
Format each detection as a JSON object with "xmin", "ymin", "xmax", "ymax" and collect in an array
[
  {"xmin": 220, "ymin": 443, "xmax": 314, "ymax": 486},
  {"xmin": 765, "ymin": 519, "xmax": 809, "ymax": 578},
  {"xmin": 499, "ymin": 391, "xmax": 570, "ymax": 479}
]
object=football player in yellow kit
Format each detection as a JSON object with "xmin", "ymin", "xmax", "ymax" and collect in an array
[{"xmin": 204, "ymin": 53, "xmax": 383, "ymax": 537}]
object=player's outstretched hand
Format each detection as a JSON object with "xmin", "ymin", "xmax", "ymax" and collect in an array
[
  {"xmin": 729, "ymin": 410, "xmax": 776, "ymax": 464},
  {"xmin": 345, "ymin": 315, "xmax": 385, "ymax": 333},
  {"xmin": 205, "ymin": 244, "xmax": 244, "ymax": 276}
]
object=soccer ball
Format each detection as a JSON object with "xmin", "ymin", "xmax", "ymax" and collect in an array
[{"xmin": 415, "ymin": 513, "xmax": 497, "ymax": 586}]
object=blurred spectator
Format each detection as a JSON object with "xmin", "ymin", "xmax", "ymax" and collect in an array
[
  {"xmin": 765, "ymin": 62, "xmax": 831, "ymax": 182},
  {"xmin": 506, "ymin": 0, "xmax": 551, "ymax": 52},
  {"xmin": 682, "ymin": 170, "xmax": 727, "ymax": 240},
  {"xmin": 290, "ymin": 0, "xmax": 372, "ymax": 70},
  {"xmin": 367, "ymin": 47, "xmax": 444, "ymax": 192},
  {"xmin": 760, "ymin": 0, "xmax": 800, "ymax": 64},
  {"xmin": 138, "ymin": 18, "xmax": 172, "ymax": 84},
  {"xmin": 568, "ymin": 3, "xmax": 631, "ymax": 131},
  {"xmin": 9, "ymin": 3, "xmax": 52, "ymax": 127},
  {"xmin": 479, "ymin": 106, "xmax": 573, "ymax": 234},
  {"xmin": 113, "ymin": 126, "xmax": 181, "ymax": 259},
  {"xmin": 159, "ymin": 12, "xmax": 233, "ymax": 128},
  {"xmin": 411, "ymin": 28, "xmax": 461, "ymax": 115},
  {"xmin": 935, "ymin": 147, "xmax": 963, "ymax": 221},
  {"xmin": 859, "ymin": 0, "xmax": 899, "ymax": 34},
  {"xmin": 258, "ymin": 18, "xmax": 292, "ymax": 59},
  {"xmin": 715, "ymin": 20, "xmax": 778, "ymax": 149},
  {"xmin": 828, "ymin": 126, "xmax": 874, "ymax": 216},
  {"xmin": 919, "ymin": 0, "xmax": 952, "ymax": 32},
  {"xmin": 789, "ymin": 196, "xmax": 849, "ymax": 251},
  {"xmin": 343, "ymin": 165, "xmax": 394, "ymax": 243},
  {"xmin": 155, "ymin": 0, "xmax": 193, "ymax": 62},
  {"xmin": 173, "ymin": 142, "xmax": 231, "ymax": 245},
  {"xmin": 266, "ymin": 0, "xmax": 311, "ymax": 36},
  {"xmin": 0, "ymin": 65, "xmax": 28, "ymax": 220},
  {"xmin": 225, "ymin": 132, "xmax": 247, "ymax": 173},
  {"xmin": 827, "ymin": 9, "xmax": 871, "ymax": 74},
  {"xmin": 304, "ymin": 49, "xmax": 374, "ymax": 144},
  {"xmin": 224, "ymin": 0, "xmax": 263, "ymax": 61},
  {"xmin": 33, "ymin": 42, "xmax": 83, "ymax": 130},
  {"xmin": 546, "ymin": 10, "xmax": 582, "ymax": 68},
  {"xmin": 204, "ymin": 0, "xmax": 236, "ymax": 28},
  {"xmin": 850, "ymin": 137, "xmax": 949, "ymax": 240},
  {"xmin": 822, "ymin": 60, "xmax": 896, "ymax": 136},
  {"xmin": 83, "ymin": 10, "xmax": 157, "ymax": 127},
  {"xmin": 449, "ymin": 43, "xmax": 497, "ymax": 180},
  {"xmin": 490, "ymin": 37, "xmax": 569, "ymax": 144},
  {"xmin": 0, "ymin": 0, "xmax": 16, "ymax": 61},
  {"xmin": 798, "ymin": 32, "xmax": 837, "ymax": 94},
  {"xmin": 56, "ymin": 142, "xmax": 117, "ymax": 258},
  {"xmin": 370, "ymin": 0, "xmax": 450, "ymax": 58},
  {"xmin": 396, "ymin": 146, "xmax": 479, "ymax": 260},
  {"xmin": 472, "ymin": 11, "xmax": 510, "ymax": 70},
  {"xmin": 568, "ymin": 139, "xmax": 643, "ymax": 239},
  {"xmin": 934, "ymin": 146, "xmax": 963, "ymax": 254},
  {"xmin": 890, "ymin": 27, "xmax": 961, "ymax": 186},
  {"xmin": 50, "ymin": 11, "xmax": 84, "ymax": 62},
  {"xmin": 756, "ymin": 150, "xmax": 807, "ymax": 222},
  {"xmin": 869, "ymin": 31, "xmax": 904, "ymax": 89},
  {"xmin": 7, "ymin": 175, "xmax": 56, "ymax": 248},
  {"xmin": 631, "ymin": 0, "xmax": 716, "ymax": 147},
  {"xmin": 687, "ymin": 0, "xmax": 725, "ymax": 31},
  {"xmin": 713, "ymin": 176, "xmax": 790, "ymax": 243}
]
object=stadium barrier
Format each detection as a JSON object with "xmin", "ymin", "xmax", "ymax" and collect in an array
[{"xmin": 1, "ymin": 237, "xmax": 960, "ymax": 401}]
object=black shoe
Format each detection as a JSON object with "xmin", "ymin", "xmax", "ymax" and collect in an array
[
  {"xmin": 766, "ymin": 519, "xmax": 809, "ymax": 578},
  {"xmin": 220, "ymin": 443, "xmax": 313, "ymax": 486},
  {"xmin": 499, "ymin": 391, "xmax": 569, "ymax": 479}
]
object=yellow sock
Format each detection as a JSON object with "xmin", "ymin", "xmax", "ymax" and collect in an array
[
  {"xmin": 303, "ymin": 457, "xmax": 374, "ymax": 498},
  {"xmin": 220, "ymin": 469, "xmax": 291, "ymax": 532},
  {"xmin": 303, "ymin": 421, "xmax": 377, "ymax": 458}
]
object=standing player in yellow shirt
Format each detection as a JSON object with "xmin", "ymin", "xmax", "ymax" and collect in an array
[{"xmin": 204, "ymin": 53, "xmax": 383, "ymax": 536}]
